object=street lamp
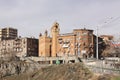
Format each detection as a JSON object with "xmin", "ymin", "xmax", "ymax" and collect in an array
[{"xmin": 96, "ymin": 26, "xmax": 99, "ymax": 59}]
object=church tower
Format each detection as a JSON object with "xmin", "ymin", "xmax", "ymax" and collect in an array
[
  {"xmin": 39, "ymin": 30, "xmax": 52, "ymax": 57},
  {"xmin": 51, "ymin": 22, "xmax": 60, "ymax": 57}
]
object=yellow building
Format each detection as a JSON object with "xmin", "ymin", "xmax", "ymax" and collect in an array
[
  {"xmin": 39, "ymin": 30, "xmax": 52, "ymax": 57},
  {"xmin": 39, "ymin": 22, "xmax": 94, "ymax": 58}
]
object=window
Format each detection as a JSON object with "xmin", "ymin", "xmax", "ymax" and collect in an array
[
  {"xmin": 82, "ymin": 32, "xmax": 87, "ymax": 36},
  {"xmin": 89, "ymin": 33, "xmax": 92, "ymax": 36},
  {"xmin": 77, "ymin": 32, "xmax": 80, "ymax": 36},
  {"xmin": 8, "ymin": 44, "xmax": 10, "ymax": 46},
  {"xmin": 2, "ymin": 42, "xmax": 5, "ymax": 46},
  {"xmin": 19, "ymin": 48, "xmax": 22, "ymax": 52}
]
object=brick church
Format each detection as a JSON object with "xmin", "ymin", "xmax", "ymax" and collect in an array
[{"xmin": 39, "ymin": 22, "xmax": 95, "ymax": 58}]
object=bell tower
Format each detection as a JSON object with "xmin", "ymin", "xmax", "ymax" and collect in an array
[{"xmin": 51, "ymin": 22, "xmax": 60, "ymax": 57}]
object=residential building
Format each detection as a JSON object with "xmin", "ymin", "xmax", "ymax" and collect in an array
[
  {"xmin": 73, "ymin": 28, "xmax": 94, "ymax": 58},
  {"xmin": 0, "ymin": 27, "xmax": 18, "ymax": 40},
  {"xmin": 100, "ymin": 35, "xmax": 113, "ymax": 42},
  {"xmin": 0, "ymin": 37, "xmax": 38, "ymax": 57}
]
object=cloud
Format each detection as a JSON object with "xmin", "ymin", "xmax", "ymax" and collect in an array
[{"xmin": 0, "ymin": 0, "xmax": 120, "ymax": 38}]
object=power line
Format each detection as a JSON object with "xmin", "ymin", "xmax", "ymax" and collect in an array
[
  {"xmin": 96, "ymin": 16, "xmax": 120, "ymax": 60},
  {"xmin": 99, "ymin": 16, "xmax": 120, "ymax": 29}
]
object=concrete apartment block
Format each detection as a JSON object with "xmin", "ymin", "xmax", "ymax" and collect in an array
[{"xmin": 0, "ymin": 37, "xmax": 38, "ymax": 57}]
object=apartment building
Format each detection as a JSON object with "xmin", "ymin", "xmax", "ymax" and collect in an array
[
  {"xmin": 0, "ymin": 37, "xmax": 38, "ymax": 57},
  {"xmin": 0, "ymin": 27, "xmax": 18, "ymax": 40},
  {"xmin": 100, "ymin": 35, "xmax": 113, "ymax": 41}
]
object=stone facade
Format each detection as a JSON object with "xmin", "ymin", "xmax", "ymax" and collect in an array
[
  {"xmin": 73, "ymin": 28, "xmax": 94, "ymax": 58},
  {"xmin": 57, "ymin": 33, "xmax": 76, "ymax": 56},
  {"xmin": 51, "ymin": 22, "xmax": 60, "ymax": 57},
  {"xmin": 39, "ymin": 31, "xmax": 52, "ymax": 57},
  {"xmin": 0, "ymin": 37, "xmax": 38, "ymax": 57},
  {"xmin": 39, "ymin": 22, "xmax": 95, "ymax": 58}
]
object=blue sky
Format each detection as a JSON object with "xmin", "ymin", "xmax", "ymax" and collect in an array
[{"xmin": 0, "ymin": 0, "xmax": 120, "ymax": 38}]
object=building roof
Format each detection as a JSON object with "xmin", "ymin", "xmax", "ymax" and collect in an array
[
  {"xmin": 59, "ymin": 33, "xmax": 75, "ymax": 36},
  {"xmin": 100, "ymin": 35, "xmax": 113, "ymax": 38},
  {"xmin": 73, "ymin": 28, "xmax": 93, "ymax": 32},
  {"xmin": 2, "ymin": 27, "xmax": 17, "ymax": 30}
]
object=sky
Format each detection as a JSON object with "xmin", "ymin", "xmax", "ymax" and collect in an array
[{"xmin": 0, "ymin": 0, "xmax": 120, "ymax": 39}]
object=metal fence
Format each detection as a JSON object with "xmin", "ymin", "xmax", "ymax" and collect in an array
[{"xmin": 86, "ymin": 65, "xmax": 120, "ymax": 74}]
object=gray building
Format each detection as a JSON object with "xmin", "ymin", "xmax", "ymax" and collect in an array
[{"xmin": 0, "ymin": 27, "xmax": 18, "ymax": 40}]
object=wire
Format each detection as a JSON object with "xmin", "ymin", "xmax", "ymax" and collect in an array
[{"xmin": 99, "ymin": 16, "xmax": 120, "ymax": 29}]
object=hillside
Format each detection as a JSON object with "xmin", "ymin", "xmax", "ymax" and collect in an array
[
  {"xmin": 2, "ymin": 63, "xmax": 93, "ymax": 80},
  {"xmin": 1, "ymin": 62, "xmax": 119, "ymax": 80}
]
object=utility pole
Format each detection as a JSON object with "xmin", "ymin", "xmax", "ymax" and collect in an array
[
  {"xmin": 96, "ymin": 26, "xmax": 99, "ymax": 59},
  {"xmin": 95, "ymin": 17, "xmax": 119, "ymax": 60}
]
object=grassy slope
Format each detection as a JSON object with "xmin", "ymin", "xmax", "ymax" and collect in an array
[{"xmin": 2, "ymin": 63, "xmax": 93, "ymax": 80}]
